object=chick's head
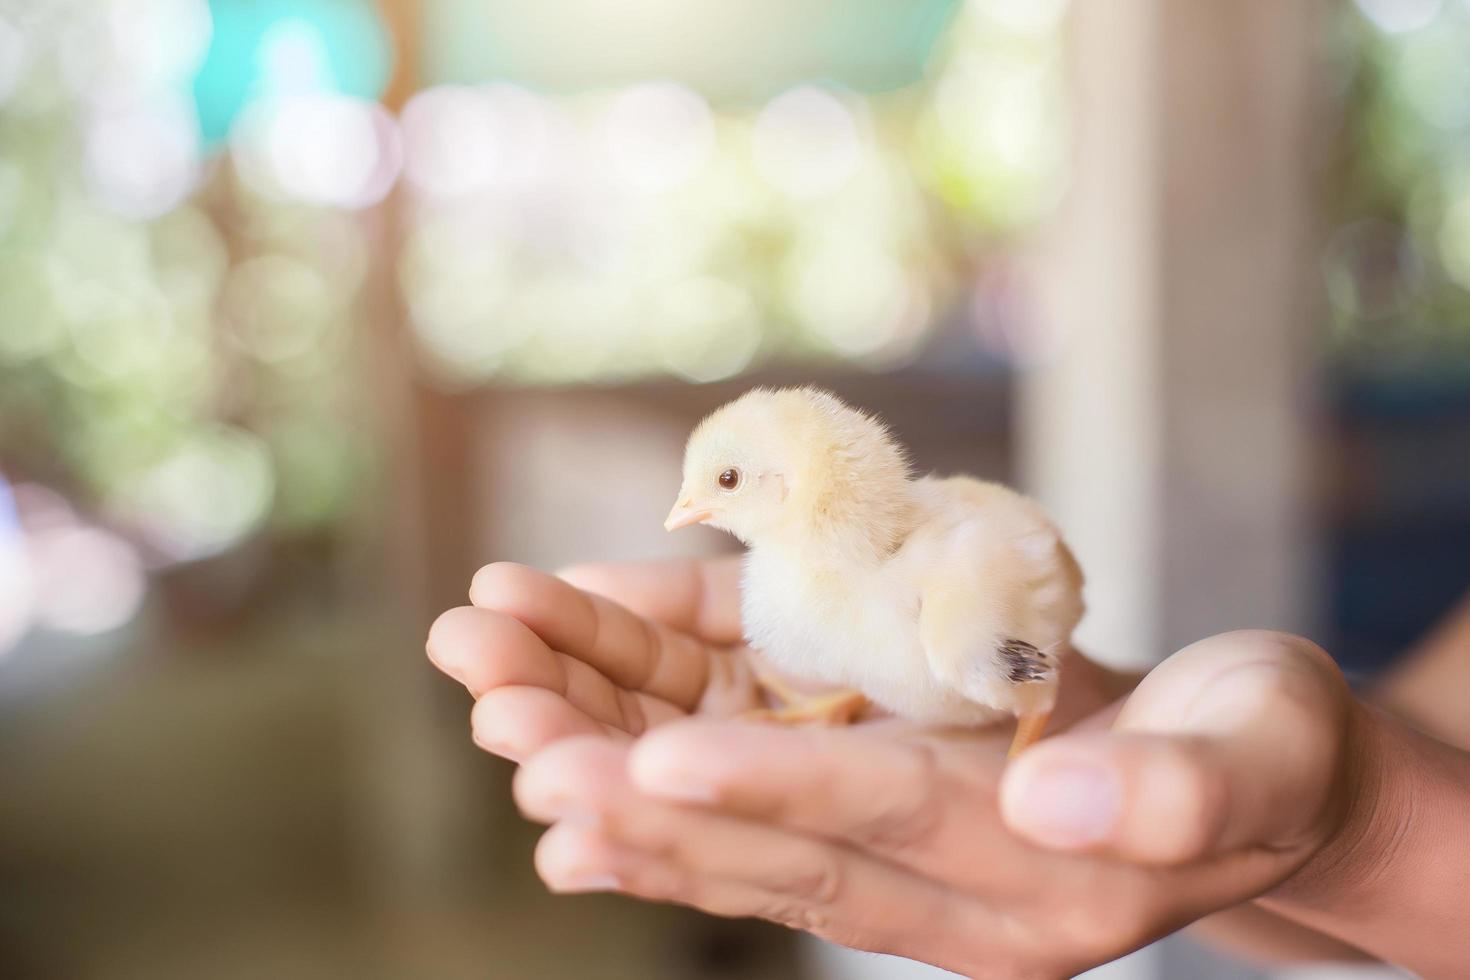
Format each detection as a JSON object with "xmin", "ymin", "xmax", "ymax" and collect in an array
[
  {"xmin": 666, "ymin": 387, "xmax": 913, "ymax": 550},
  {"xmin": 665, "ymin": 389, "xmax": 795, "ymax": 544}
]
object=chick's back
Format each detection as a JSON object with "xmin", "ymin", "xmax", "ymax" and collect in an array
[
  {"xmin": 908, "ymin": 475, "xmax": 1084, "ymax": 651},
  {"xmin": 741, "ymin": 474, "xmax": 1083, "ymax": 725}
]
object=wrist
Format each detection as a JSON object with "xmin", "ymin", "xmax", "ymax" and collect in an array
[
  {"xmin": 1261, "ymin": 703, "xmax": 1470, "ymax": 973},
  {"xmin": 1266, "ymin": 701, "xmax": 1397, "ymax": 907}
]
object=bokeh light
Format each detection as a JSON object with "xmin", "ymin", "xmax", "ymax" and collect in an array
[
  {"xmin": 974, "ymin": 0, "xmax": 1071, "ymax": 36},
  {"xmin": 477, "ymin": 83, "xmax": 559, "ymax": 188},
  {"xmin": 602, "ymin": 82, "xmax": 715, "ymax": 194},
  {"xmin": 0, "ymin": 478, "xmax": 34, "ymax": 658},
  {"xmin": 395, "ymin": 0, "xmax": 1073, "ymax": 389},
  {"xmin": 1439, "ymin": 195, "xmax": 1470, "ymax": 289},
  {"xmin": 223, "ymin": 255, "xmax": 339, "ymax": 364},
  {"xmin": 117, "ymin": 426, "xmax": 275, "ymax": 563},
  {"xmin": 1352, "ymin": 0, "xmax": 1443, "ymax": 36},
  {"xmin": 0, "ymin": 14, "xmax": 28, "ymax": 108},
  {"xmin": 752, "ymin": 86, "xmax": 864, "ymax": 199},
  {"xmin": 193, "ymin": 0, "xmax": 393, "ymax": 143},
  {"xmin": 783, "ymin": 237, "xmax": 918, "ymax": 358},
  {"xmin": 1, "ymin": 0, "xmax": 1078, "ymax": 604},
  {"xmin": 84, "ymin": 95, "xmax": 203, "ymax": 220},
  {"xmin": 30, "ymin": 525, "xmax": 146, "ymax": 636},
  {"xmin": 653, "ymin": 276, "xmax": 762, "ymax": 382},
  {"xmin": 233, "ymin": 93, "xmax": 402, "ymax": 209},
  {"xmin": 105, "ymin": 0, "xmax": 214, "ymax": 91},
  {"xmin": 63, "ymin": 280, "xmax": 177, "ymax": 382},
  {"xmin": 0, "ymin": 253, "xmax": 68, "ymax": 364},
  {"xmin": 401, "ymin": 85, "xmax": 502, "ymax": 198},
  {"xmin": 1330, "ymin": 0, "xmax": 1470, "ymax": 358}
]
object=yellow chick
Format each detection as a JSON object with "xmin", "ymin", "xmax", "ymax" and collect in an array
[{"xmin": 664, "ymin": 387, "xmax": 1084, "ymax": 756}]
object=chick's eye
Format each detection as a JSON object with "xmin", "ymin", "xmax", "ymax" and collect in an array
[{"xmin": 717, "ymin": 468, "xmax": 741, "ymax": 491}]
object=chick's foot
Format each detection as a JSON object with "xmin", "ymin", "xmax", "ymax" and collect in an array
[{"xmin": 743, "ymin": 688, "xmax": 868, "ymax": 726}]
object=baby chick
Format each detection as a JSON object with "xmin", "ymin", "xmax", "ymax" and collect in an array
[{"xmin": 664, "ymin": 387, "xmax": 1084, "ymax": 756}]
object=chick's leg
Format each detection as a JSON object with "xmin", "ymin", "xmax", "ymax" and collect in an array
[
  {"xmin": 752, "ymin": 669, "xmax": 805, "ymax": 707},
  {"xmin": 745, "ymin": 672, "xmax": 867, "ymax": 725},
  {"xmin": 1007, "ymin": 711, "xmax": 1051, "ymax": 758},
  {"xmin": 998, "ymin": 640, "xmax": 1058, "ymax": 758}
]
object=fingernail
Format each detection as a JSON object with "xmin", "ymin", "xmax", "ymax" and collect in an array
[
  {"xmin": 1011, "ymin": 763, "xmax": 1119, "ymax": 848},
  {"xmin": 552, "ymin": 873, "xmax": 621, "ymax": 894}
]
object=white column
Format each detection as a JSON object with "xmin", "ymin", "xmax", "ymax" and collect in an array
[
  {"xmin": 1022, "ymin": 0, "xmax": 1322, "ymax": 662},
  {"xmin": 1019, "ymin": 0, "xmax": 1165, "ymax": 670},
  {"xmin": 1018, "ymin": 3, "xmax": 1324, "ymax": 980}
]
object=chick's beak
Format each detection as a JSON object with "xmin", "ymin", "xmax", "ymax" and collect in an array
[{"xmin": 664, "ymin": 497, "xmax": 712, "ymax": 532}]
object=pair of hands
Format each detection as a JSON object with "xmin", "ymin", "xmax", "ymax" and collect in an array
[{"xmin": 427, "ymin": 558, "xmax": 1368, "ymax": 979}]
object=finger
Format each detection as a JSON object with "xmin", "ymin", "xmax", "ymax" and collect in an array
[
  {"xmin": 624, "ymin": 720, "xmax": 1014, "ymax": 883},
  {"xmin": 428, "ymin": 606, "xmax": 687, "ymax": 735},
  {"xmin": 514, "ymin": 736, "xmax": 631, "ymax": 818},
  {"xmin": 471, "ymin": 563, "xmax": 745, "ymax": 712},
  {"xmin": 533, "ymin": 823, "xmax": 987, "ymax": 972},
  {"xmin": 557, "ymin": 557, "xmax": 743, "ymax": 644},
  {"xmin": 537, "ymin": 820, "xmax": 831, "ymax": 937},
  {"xmin": 1000, "ymin": 631, "xmax": 1353, "ymax": 865},
  {"xmin": 470, "ymin": 687, "xmax": 623, "ymax": 762},
  {"xmin": 521, "ymin": 741, "xmax": 994, "ymax": 974},
  {"xmin": 427, "ymin": 605, "xmax": 561, "ymax": 694}
]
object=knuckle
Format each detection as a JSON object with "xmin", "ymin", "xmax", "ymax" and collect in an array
[
  {"xmin": 763, "ymin": 901, "xmax": 833, "ymax": 938},
  {"xmin": 771, "ymin": 851, "xmax": 845, "ymax": 905},
  {"xmin": 624, "ymin": 862, "xmax": 686, "ymax": 903},
  {"xmin": 1055, "ymin": 883, "xmax": 1153, "ymax": 955}
]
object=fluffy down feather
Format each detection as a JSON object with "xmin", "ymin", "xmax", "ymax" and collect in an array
[{"xmin": 667, "ymin": 387, "xmax": 1084, "ymax": 727}]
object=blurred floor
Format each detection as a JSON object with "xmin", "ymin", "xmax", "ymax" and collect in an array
[{"xmin": 0, "ymin": 617, "xmax": 799, "ymax": 980}]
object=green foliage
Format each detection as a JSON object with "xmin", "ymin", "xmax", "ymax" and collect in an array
[{"xmin": 1327, "ymin": 4, "xmax": 1470, "ymax": 365}]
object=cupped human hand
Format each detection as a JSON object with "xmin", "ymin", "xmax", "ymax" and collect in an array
[
  {"xmin": 426, "ymin": 559, "xmax": 1130, "ymax": 763},
  {"xmin": 426, "ymin": 559, "xmax": 765, "ymax": 761},
  {"xmin": 509, "ymin": 630, "xmax": 1365, "ymax": 980}
]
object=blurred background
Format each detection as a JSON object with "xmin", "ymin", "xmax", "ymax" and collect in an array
[{"xmin": 0, "ymin": 0, "xmax": 1466, "ymax": 977}]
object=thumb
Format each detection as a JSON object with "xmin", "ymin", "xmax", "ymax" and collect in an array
[{"xmin": 999, "ymin": 631, "xmax": 1355, "ymax": 865}]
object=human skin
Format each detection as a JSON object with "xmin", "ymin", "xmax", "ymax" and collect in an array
[{"xmin": 426, "ymin": 559, "xmax": 1470, "ymax": 979}]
